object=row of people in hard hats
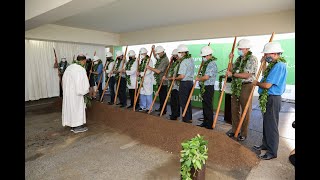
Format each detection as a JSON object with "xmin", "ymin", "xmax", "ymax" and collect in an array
[{"xmin": 61, "ymin": 40, "xmax": 287, "ymax": 161}]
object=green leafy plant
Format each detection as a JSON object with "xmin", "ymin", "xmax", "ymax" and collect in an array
[{"xmin": 180, "ymin": 134, "xmax": 208, "ymax": 180}]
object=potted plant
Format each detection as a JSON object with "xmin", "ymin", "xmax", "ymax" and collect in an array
[{"xmin": 180, "ymin": 134, "xmax": 208, "ymax": 180}]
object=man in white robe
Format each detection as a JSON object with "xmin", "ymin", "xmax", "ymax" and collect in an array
[{"xmin": 62, "ymin": 54, "xmax": 90, "ymax": 133}]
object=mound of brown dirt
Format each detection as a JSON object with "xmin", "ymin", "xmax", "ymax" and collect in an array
[{"xmin": 85, "ymin": 101, "xmax": 259, "ymax": 171}]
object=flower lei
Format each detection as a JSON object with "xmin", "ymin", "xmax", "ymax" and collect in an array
[
  {"xmin": 114, "ymin": 58, "xmax": 122, "ymax": 81},
  {"xmin": 154, "ymin": 53, "xmax": 167, "ymax": 87},
  {"xmin": 125, "ymin": 59, "xmax": 135, "ymax": 86},
  {"xmin": 231, "ymin": 51, "xmax": 252, "ymax": 100},
  {"xmin": 199, "ymin": 56, "xmax": 217, "ymax": 96},
  {"xmin": 259, "ymin": 56, "xmax": 286, "ymax": 113}
]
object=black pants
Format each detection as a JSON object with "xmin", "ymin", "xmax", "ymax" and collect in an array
[
  {"xmin": 179, "ymin": 81, "xmax": 193, "ymax": 122},
  {"xmin": 170, "ymin": 89, "xmax": 180, "ymax": 118},
  {"xmin": 201, "ymin": 85, "xmax": 214, "ymax": 128},
  {"xmin": 108, "ymin": 76, "xmax": 116, "ymax": 103},
  {"xmin": 129, "ymin": 89, "xmax": 140, "ymax": 107},
  {"xmin": 262, "ymin": 95, "xmax": 281, "ymax": 157},
  {"xmin": 159, "ymin": 85, "xmax": 168, "ymax": 112},
  {"xmin": 59, "ymin": 81, "xmax": 63, "ymax": 97},
  {"xmin": 118, "ymin": 77, "xmax": 127, "ymax": 106},
  {"xmin": 95, "ymin": 81, "xmax": 103, "ymax": 99}
]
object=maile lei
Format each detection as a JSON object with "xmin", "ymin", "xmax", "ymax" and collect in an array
[
  {"xmin": 170, "ymin": 53, "xmax": 192, "ymax": 86},
  {"xmin": 105, "ymin": 59, "xmax": 114, "ymax": 82},
  {"xmin": 125, "ymin": 59, "xmax": 135, "ymax": 86},
  {"xmin": 73, "ymin": 60, "xmax": 91, "ymax": 107},
  {"xmin": 92, "ymin": 60, "xmax": 102, "ymax": 80},
  {"xmin": 137, "ymin": 55, "xmax": 150, "ymax": 86},
  {"xmin": 199, "ymin": 56, "xmax": 217, "ymax": 96},
  {"xmin": 231, "ymin": 51, "xmax": 252, "ymax": 100},
  {"xmin": 259, "ymin": 56, "xmax": 286, "ymax": 113},
  {"xmin": 168, "ymin": 59, "xmax": 181, "ymax": 87},
  {"xmin": 114, "ymin": 58, "xmax": 122, "ymax": 81},
  {"xmin": 154, "ymin": 54, "xmax": 167, "ymax": 87}
]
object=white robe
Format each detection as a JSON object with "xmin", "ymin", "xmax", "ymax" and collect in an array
[
  {"xmin": 140, "ymin": 60, "xmax": 154, "ymax": 95},
  {"xmin": 126, "ymin": 60, "xmax": 138, "ymax": 89},
  {"xmin": 62, "ymin": 63, "xmax": 89, "ymax": 127}
]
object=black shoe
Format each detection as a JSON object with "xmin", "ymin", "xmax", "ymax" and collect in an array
[
  {"xmin": 116, "ymin": 103, "xmax": 121, "ymax": 105},
  {"xmin": 120, "ymin": 105, "xmax": 126, "ymax": 108},
  {"xmin": 227, "ymin": 132, "xmax": 235, "ymax": 137},
  {"xmin": 167, "ymin": 116, "xmax": 177, "ymax": 120},
  {"xmin": 197, "ymin": 123, "xmax": 206, "ymax": 127},
  {"xmin": 237, "ymin": 135, "xmax": 246, "ymax": 141},
  {"xmin": 155, "ymin": 108, "xmax": 161, "ymax": 112},
  {"xmin": 108, "ymin": 102, "xmax": 114, "ymax": 105},
  {"xmin": 127, "ymin": 105, "xmax": 133, "ymax": 109},
  {"xmin": 259, "ymin": 154, "xmax": 277, "ymax": 160},
  {"xmin": 205, "ymin": 126, "xmax": 213, "ymax": 130},
  {"xmin": 183, "ymin": 120, "xmax": 192, "ymax": 123},
  {"xmin": 253, "ymin": 145, "xmax": 267, "ymax": 151}
]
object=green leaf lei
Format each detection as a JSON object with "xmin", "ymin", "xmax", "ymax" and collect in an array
[
  {"xmin": 199, "ymin": 56, "xmax": 217, "ymax": 96},
  {"xmin": 73, "ymin": 60, "xmax": 91, "ymax": 107},
  {"xmin": 125, "ymin": 59, "xmax": 135, "ymax": 86},
  {"xmin": 105, "ymin": 59, "xmax": 114, "ymax": 82},
  {"xmin": 137, "ymin": 55, "xmax": 150, "ymax": 86},
  {"xmin": 114, "ymin": 58, "xmax": 122, "ymax": 81},
  {"xmin": 259, "ymin": 56, "xmax": 286, "ymax": 113},
  {"xmin": 231, "ymin": 51, "xmax": 252, "ymax": 100},
  {"xmin": 154, "ymin": 54, "xmax": 167, "ymax": 87},
  {"xmin": 169, "ymin": 54, "xmax": 191, "ymax": 87},
  {"xmin": 92, "ymin": 60, "xmax": 102, "ymax": 80}
]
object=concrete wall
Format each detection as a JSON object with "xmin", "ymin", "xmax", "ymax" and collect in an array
[
  {"xmin": 120, "ymin": 10, "xmax": 294, "ymax": 45},
  {"xmin": 25, "ymin": 24, "xmax": 120, "ymax": 46}
]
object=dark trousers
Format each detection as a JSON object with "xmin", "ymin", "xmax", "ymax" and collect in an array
[
  {"xmin": 129, "ymin": 89, "xmax": 140, "ymax": 107},
  {"xmin": 59, "ymin": 81, "xmax": 63, "ymax": 97},
  {"xmin": 170, "ymin": 89, "xmax": 180, "ymax": 118},
  {"xmin": 118, "ymin": 77, "xmax": 127, "ymax": 106},
  {"xmin": 108, "ymin": 76, "xmax": 116, "ymax": 103},
  {"xmin": 262, "ymin": 95, "xmax": 281, "ymax": 157},
  {"xmin": 95, "ymin": 81, "xmax": 103, "ymax": 99},
  {"xmin": 159, "ymin": 85, "xmax": 168, "ymax": 112},
  {"xmin": 179, "ymin": 81, "xmax": 193, "ymax": 122},
  {"xmin": 201, "ymin": 85, "xmax": 214, "ymax": 128}
]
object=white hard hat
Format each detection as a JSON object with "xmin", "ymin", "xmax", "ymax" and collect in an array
[
  {"xmin": 171, "ymin": 49, "xmax": 178, "ymax": 55},
  {"xmin": 177, "ymin": 44, "xmax": 189, "ymax": 52},
  {"xmin": 237, "ymin": 39, "xmax": 252, "ymax": 49},
  {"xmin": 93, "ymin": 56, "xmax": 100, "ymax": 61},
  {"xmin": 155, "ymin": 46, "xmax": 165, "ymax": 54},
  {"xmin": 200, "ymin": 46, "xmax": 213, "ymax": 56},
  {"xmin": 128, "ymin": 50, "xmax": 136, "ymax": 57},
  {"xmin": 262, "ymin": 42, "xmax": 284, "ymax": 53},
  {"xmin": 139, "ymin": 47, "xmax": 148, "ymax": 54},
  {"xmin": 116, "ymin": 51, "xmax": 123, "ymax": 57},
  {"xmin": 106, "ymin": 52, "xmax": 113, "ymax": 58}
]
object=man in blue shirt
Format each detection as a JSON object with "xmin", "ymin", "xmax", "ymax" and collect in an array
[
  {"xmin": 90, "ymin": 56, "xmax": 103, "ymax": 99},
  {"xmin": 252, "ymin": 42, "xmax": 287, "ymax": 160},
  {"xmin": 196, "ymin": 46, "xmax": 218, "ymax": 129},
  {"xmin": 173, "ymin": 44, "xmax": 194, "ymax": 123}
]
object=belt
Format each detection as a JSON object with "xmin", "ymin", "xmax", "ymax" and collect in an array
[{"xmin": 242, "ymin": 82, "xmax": 252, "ymax": 84}]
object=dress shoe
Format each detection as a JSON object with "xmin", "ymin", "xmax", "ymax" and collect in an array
[
  {"xmin": 127, "ymin": 105, "xmax": 133, "ymax": 109},
  {"xmin": 167, "ymin": 116, "xmax": 177, "ymax": 120},
  {"xmin": 197, "ymin": 123, "xmax": 206, "ymax": 127},
  {"xmin": 120, "ymin": 105, "xmax": 126, "ymax": 108},
  {"xmin": 155, "ymin": 108, "xmax": 161, "ymax": 112},
  {"xmin": 183, "ymin": 120, "xmax": 192, "ymax": 123},
  {"xmin": 227, "ymin": 132, "xmax": 235, "ymax": 137},
  {"xmin": 253, "ymin": 145, "xmax": 267, "ymax": 151},
  {"xmin": 107, "ymin": 102, "xmax": 114, "ymax": 105},
  {"xmin": 116, "ymin": 103, "xmax": 121, "ymax": 105},
  {"xmin": 237, "ymin": 135, "xmax": 246, "ymax": 141},
  {"xmin": 205, "ymin": 126, "xmax": 213, "ymax": 130},
  {"xmin": 259, "ymin": 154, "xmax": 277, "ymax": 160}
]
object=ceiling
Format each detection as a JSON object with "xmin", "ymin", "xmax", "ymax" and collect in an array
[{"xmin": 53, "ymin": 0, "xmax": 295, "ymax": 33}]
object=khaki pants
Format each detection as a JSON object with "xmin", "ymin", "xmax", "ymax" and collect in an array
[{"xmin": 231, "ymin": 83, "xmax": 253, "ymax": 137}]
